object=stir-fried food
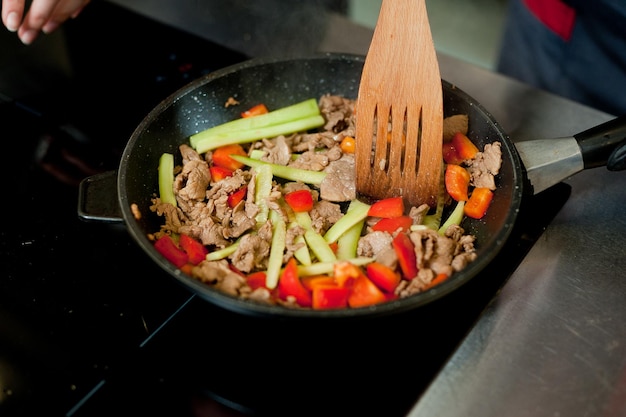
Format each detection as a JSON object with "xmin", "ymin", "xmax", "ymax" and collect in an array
[{"xmin": 146, "ymin": 95, "xmax": 502, "ymax": 309}]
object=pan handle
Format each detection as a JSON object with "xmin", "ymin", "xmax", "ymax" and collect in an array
[
  {"xmin": 77, "ymin": 170, "xmax": 125, "ymax": 223},
  {"xmin": 575, "ymin": 114, "xmax": 626, "ymax": 170}
]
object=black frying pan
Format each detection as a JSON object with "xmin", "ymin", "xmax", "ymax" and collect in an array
[{"xmin": 78, "ymin": 53, "xmax": 626, "ymax": 319}]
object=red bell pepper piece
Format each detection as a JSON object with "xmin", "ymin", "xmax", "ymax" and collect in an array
[
  {"xmin": 347, "ymin": 274, "xmax": 387, "ymax": 308},
  {"xmin": 445, "ymin": 164, "xmax": 470, "ymax": 202},
  {"xmin": 464, "ymin": 187, "xmax": 494, "ymax": 219},
  {"xmin": 278, "ymin": 258, "xmax": 312, "ymax": 307},
  {"xmin": 179, "ymin": 233, "xmax": 209, "ymax": 265},
  {"xmin": 442, "ymin": 131, "xmax": 479, "ymax": 165},
  {"xmin": 209, "ymin": 165, "xmax": 234, "ymax": 182},
  {"xmin": 212, "ymin": 144, "xmax": 247, "ymax": 171},
  {"xmin": 367, "ymin": 196, "xmax": 404, "ymax": 218},
  {"xmin": 228, "ymin": 186, "xmax": 248, "ymax": 208},
  {"xmin": 241, "ymin": 103, "xmax": 269, "ymax": 118},
  {"xmin": 154, "ymin": 234, "xmax": 188, "ymax": 268},
  {"xmin": 301, "ymin": 275, "xmax": 337, "ymax": 291},
  {"xmin": 284, "ymin": 189, "xmax": 314, "ymax": 212},
  {"xmin": 312, "ymin": 285, "xmax": 350, "ymax": 309},
  {"xmin": 371, "ymin": 215, "xmax": 413, "ymax": 233},
  {"xmin": 333, "ymin": 261, "xmax": 361, "ymax": 288},
  {"xmin": 366, "ymin": 261, "xmax": 401, "ymax": 293},
  {"xmin": 246, "ymin": 271, "xmax": 268, "ymax": 290},
  {"xmin": 392, "ymin": 233, "xmax": 418, "ymax": 280}
]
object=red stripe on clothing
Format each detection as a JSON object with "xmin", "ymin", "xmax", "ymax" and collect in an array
[{"xmin": 524, "ymin": 0, "xmax": 576, "ymax": 40}]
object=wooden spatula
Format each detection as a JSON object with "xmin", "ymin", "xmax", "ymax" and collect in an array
[{"xmin": 355, "ymin": 0, "xmax": 443, "ymax": 209}]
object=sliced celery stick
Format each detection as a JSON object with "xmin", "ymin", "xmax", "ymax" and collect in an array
[
  {"xmin": 297, "ymin": 257, "xmax": 374, "ymax": 276},
  {"xmin": 193, "ymin": 115, "xmax": 325, "ymax": 153},
  {"xmin": 289, "ymin": 221, "xmax": 312, "ymax": 266},
  {"xmin": 205, "ymin": 240, "xmax": 240, "ymax": 261},
  {"xmin": 231, "ymin": 155, "xmax": 326, "ymax": 185},
  {"xmin": 266, "ymin": 210, "xmax": 287, "ymax": 289},
  {"xmin": 190, "ymin": 98, "xmax": 321, "ymax": 148},
  {"xmin": 304, "ymin": 229, "xmax": 337, "ymax": 263},
  {"xmin": 336, "ymin": 219, "xmax": 364, "ymax": 260},
  {"xmin": 438, "ymin": 200, "xmax": 465, "ymax": 235},
  {"xmin": 324, "ymin": 199, "xmax": 371, "ymax": 244},
  {"xmin": 158, "ymin": 153, "xmax": 177, "ymax": 206},
  {"xmin": 254, "ymin": 164, "xmax": 273, "ymax": 225}
]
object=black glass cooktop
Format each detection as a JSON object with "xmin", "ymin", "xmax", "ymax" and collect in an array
[{"xmin": 0, "ymin": 2, "xmax": 570, "ymax": 416}]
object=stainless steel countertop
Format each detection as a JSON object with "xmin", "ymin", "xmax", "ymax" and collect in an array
[{"xmin": 107, "ymin": 3, "xmax": 626, "ymax": 415}]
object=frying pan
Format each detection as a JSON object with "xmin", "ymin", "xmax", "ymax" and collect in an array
[{"xmin": 78, "ymin": 53, "xmax": 626, "ymax": 319}]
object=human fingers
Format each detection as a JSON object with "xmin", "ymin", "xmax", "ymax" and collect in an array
[
  {"xmin": 41, "ymin": 0, "xmax": 90, "ymax": 34},
  {"xmin": 2, "ymin": 0, "xmax": 26, "ymax": 32},
  {"xmin": 17, "ymin": 0, "xmax": 90, "ymax": 45}
]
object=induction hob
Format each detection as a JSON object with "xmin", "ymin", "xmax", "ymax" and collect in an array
[{"xmin": 0, "ymin": 2, "xmax": 570, "ymax": 416}]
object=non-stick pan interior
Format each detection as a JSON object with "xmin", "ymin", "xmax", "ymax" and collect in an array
[{"xmin": 118, "ymin": 53, "xmax": 524, "ymax": 318}]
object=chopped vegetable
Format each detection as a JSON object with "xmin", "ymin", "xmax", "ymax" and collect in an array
[
  {"xmin": 392, "ymin": 233, "xmax": 418, "ymax": 280},
  {"xmin": 154, "ymin": 234, "xmax": 188, "ymax": 268},
  {"xmin": 231, "ymin": 155, "xmax": 326, "ymax": 185},
  {"xmin": 241, "ymin": 103, "xmax": 269, "ymax": 118},
  {"xmin": 464, "ymin": 187, "xmax": 494, "ymax": 219},
  {"xmin": 211, "ymin": 144, "xmax": 247, "ymax": 170},
  {"xmin": 323, "ymin": 199, "xmax": 370, "ymax": 244},
  {"xmin": 278, "ymin": 258, "xmax": 312, "ymax": 307},
  {"xmin": 443, "ymin": 131, "xmax": 479, "ymax": 165},
  {"xmin": 438, "ymin": 200, "xmax": 465, "ymax": 235},
  {"xmin": 445, "ymin": 164, "xmax": 470, "ymax": 201},
  {"xmin": 209, "ymin": 165, "xmax": 233, "ymax": 182},
  {"xmin": 227, "ymin": 186, "xmax": 247, "ymax": 208},
  {"xmin": 191, "ymin": 98, "xmax": 324, "ymax": 153},
  {"xmin": 297, "ymin": 257, "xmax": 373, "ymax": 276},
  {"xmin": 312, "ymin": 285, "xmax": 349, "ymax": 309},
  {"xmin": 191, "ymin": 98, "xmax": 321, "ymax": 147},
  {"xmin": 366, "ymin": 262, "xmax": 401, "ymax": 293},
  {"xmin": 265, "ymin": 210, "xmax": 287, "ymax": 289},
  {"xmin": 367, "ymin": 196, "xmax": 404, "ymax": 218},
  {"xmin": 179, "ymin": 234, "xmax": 209, "ymax": 265},
  {"xmin": 339, "ymin": 136, "xmax": 356, "ymax": 153},
  {"xmin": 336, "ymin": 219, "xmax": 364, "ymax": 260},
  {"xmin": 284, "ymin": 189, "xmax": 314, "ymax": 212},
  {"xmin": 158, "ymin": 153, "xmax": 177, "ymax": 206},
  {"xmin": 371, "ymin": 216, "xmax": 413, "ymax": 233},
  {"xmin": 254, "ymin": 164, "xmax": 273, "ymax": 224},
  {"xmin": 205, "ymin": 240, "xmax": 240, "ymax": 261},
  {"xmin": 346, "ymin": 269, "xmax": 387, "ymax": 308}
]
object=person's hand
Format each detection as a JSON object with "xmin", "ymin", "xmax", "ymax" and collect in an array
[{"xmin": 2, "ymin": 0, "xmax": 91, "ymax": 45}]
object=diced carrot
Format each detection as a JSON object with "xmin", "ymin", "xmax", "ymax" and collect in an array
[{"xmin": 464, "ymin": 187, "xmax": 494, "ymax": 219}]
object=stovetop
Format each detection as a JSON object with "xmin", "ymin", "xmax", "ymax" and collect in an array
[{"xmin": 0, "ymin": 2, "xmax": 571, "ymax": 416}]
